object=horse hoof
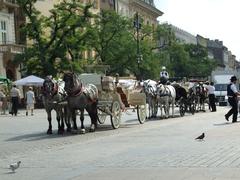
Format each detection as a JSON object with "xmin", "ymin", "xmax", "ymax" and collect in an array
[
  {"xmin": 71, "ymin": 130, "xmax": 78, "ymax": 134},
  {"xmin": 58, "ymin": 129, "xmax": 64, "ymax": 135},
  {"xmin": 80, "ymin": 129, "xmax": 86, "ymax": 134},
  {"xmin": 89, "ymin": 128, "xmax": 95, "ymax": 132},
  {"xmin": 67, "ymin": 127, "xmax": 72, "ymax": 133},
  {"xmin": 47, "ymin": 129, "xmax": 52, "ymax": 134}
]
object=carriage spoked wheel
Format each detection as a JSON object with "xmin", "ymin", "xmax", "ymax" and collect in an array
[
  {"xmin": 97, "ymin": 108, "xmax": 107, "ymax": 124},
  {"xmin": 137, "ymin": 104, "xmax": 147, "ymax": 124},
  {"xmin": 110, "ymin": 101, "xmax": 122, "ymax": 129},
  {"xmin": 190, "ymin": 103, "xmax": 196, "ymax": 115},
  {"xmin": 179, "ymin": 100, "xmax": 185, "ymax": 117}
]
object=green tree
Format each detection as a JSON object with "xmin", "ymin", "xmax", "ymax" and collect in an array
[
  {"xmin": 15, "ymin": 0, "xmax": 93, "ymax": 77},
  {"xmin": 184, "ymin": 44, "xmax": 217, "ymax": 77},
  {"xmin": 88, "ymin": 10, "xmax": 134, "ymax": 75}
]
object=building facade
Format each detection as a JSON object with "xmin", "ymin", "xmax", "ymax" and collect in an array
[
  {"xmin": 170, "ymin": 25, "xmax": 197, "ymax": 45},
  {"xmin": 0, "ymin": 0, "xmax": 25, "ymax": 80},
  {"xmin": 115, "ymin": 0, "xmax": 163, "ymax": 27}
]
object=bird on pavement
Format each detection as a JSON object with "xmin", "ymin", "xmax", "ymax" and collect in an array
[
  {"xmin": 195, "ymin": 133, "xmax": 205, "ymax": 141},
  {"xmin": 9, "ymin": 161, "xmax": 21, "ymax": 172}
]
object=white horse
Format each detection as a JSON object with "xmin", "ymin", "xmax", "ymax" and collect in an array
[
  {"xmin": 143, "ymin": 79, "xmax": 158, "ymax": 119},
  {"xmin": 156, "ymin": 84, "xmax": 176, "ymax": 118}
]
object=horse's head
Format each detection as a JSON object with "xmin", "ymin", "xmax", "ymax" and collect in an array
[
  {"xmin": 63, "ymin": 72, "xmax": 82, "ymax": 95},
  {"xmin": 143, "ymin": 80, "xmax": 157, "ymax": 96},
  {"xmin": 63, "ymin": 73, "xmax": 74, "ymax": 93},
  {"xmin": 42, "ymin": 76, "xmax": 58, "ymax": 98}
]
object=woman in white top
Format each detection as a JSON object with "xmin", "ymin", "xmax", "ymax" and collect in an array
[{"xmin": 25, "ymin": 87, "xmax": 35, "ymax": 116}]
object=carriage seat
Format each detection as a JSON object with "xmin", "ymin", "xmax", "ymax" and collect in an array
[{"xmin": 116, "ymin": 87, "xmax": 129, "ymax": 107}]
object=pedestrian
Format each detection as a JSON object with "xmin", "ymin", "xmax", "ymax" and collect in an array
[
  {"xmin": 10, "ymin": 84, "xmax": 21, "ymax": 116},
  {"xmin": 225, "ymin": 76, "xmax": 240, "ymax": 123},
  {"xmin": 206, "ymin": 82, "xmax": 217, "ymax": 112},
  {"xmin": 25, "ymin": 86, "xmax": 35, "ymax": 116},
  {"xmin": 0, "ymin": 89, "xmax": 7, "ymax": 115}
]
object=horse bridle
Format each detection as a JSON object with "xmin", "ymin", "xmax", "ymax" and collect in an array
[
  {"xmin": 63, "ymin": 73, "xmax": 82, "ymax": 96},
  {"xmin": 43, "ymin": 79, "xmax": 58, "ymax": 98}
]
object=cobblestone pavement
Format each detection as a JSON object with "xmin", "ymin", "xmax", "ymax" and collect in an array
[{"xmin": 1, "ymin": 106, "xmax": 240, "ymax": 180}]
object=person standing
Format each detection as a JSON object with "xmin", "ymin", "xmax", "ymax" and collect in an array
[
  {"xmin": 225, "ymin": 76, "xmax": 240, "ymax": 123},
  {"xmin": 206, "ymin": 82, "xmax": 217, "ymax": 112},
  {"xmin": 25, "ymin": 87, "xmax": 35, "ymax": 116},
  {"xmin": 0, "ymin": 89, "xmax": 7, "ymax": 115},
  {"xmin": 10, "ymin": 84, "xmax": 21, "ymax": 116},
  {"xmin": 0, "ymin": 89, "xmax": 5, "ymax": 114}
]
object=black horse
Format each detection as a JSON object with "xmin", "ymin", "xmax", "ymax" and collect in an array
[
  {"xmin": 42, "ymin": 76, "xmax": 67, "ymax": 134},
  {"xmin": 63, "ymin": 72, "xmax": 98, "ymax": 133}
]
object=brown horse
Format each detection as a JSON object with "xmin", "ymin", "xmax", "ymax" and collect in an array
[{"xmin": 63, "ymin": 72, "xmax": 98, "ymax": 133}]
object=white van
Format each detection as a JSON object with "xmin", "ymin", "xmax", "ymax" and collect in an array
[{"xmin": 213, "ymin": 74, "xmax": 233, "ymax": 106}]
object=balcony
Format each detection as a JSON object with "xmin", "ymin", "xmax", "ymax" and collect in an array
[
  {"xmin": 0, "ymin": 42, "xmax": 24, "ymax": 54},
  {"xmin": 1, "ymin": 0, "xmax": 19, "ymax": 8}
]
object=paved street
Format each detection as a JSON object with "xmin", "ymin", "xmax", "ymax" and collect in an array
[{"xmin": 1, "ymin": 106, "xmax": 240, "ymax": 180}]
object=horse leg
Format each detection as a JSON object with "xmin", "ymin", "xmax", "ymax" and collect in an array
[
  {"xmin": 150, "ymin": 98, "xmax": 155, "ymax": 118},
  {"xmin": 165, "ymin": 104, "xmax": 168, "ymax": 119},
  {"xmin": 56, "ymin": 110, "xmax": 63, "ymax": 134},
  {"xmin": 160, "ymin": 103, "xmax": 163, "ymax": 119},
  {"xmin": 148, "ymin": 97, "xmax": 151, "ymax": 119},
  {"xmin": 88, "ymin": 102, "xmax": 98, "ymax": 132},
  {"xmin": 47, "ymin": 111, "xmax": 52, "ymax": 134},
  {"xmin": 153, "ymin": 99, "xmax": 158, "ymax": 118},
  {"xmin": 172, "ymin": 99, "xmax": 175, "ymax": 117},
  {"xmin": 72, "ymin": 110, "xmax": 78, "ymax": 130},
  {"xmin": 65, "ymin": 107, "xmax": 72, "ymax": 132},
  {"xmin": 58, "ymin": 108, "xmax": 65, "ymax": 134},
  {"xmin": 79, "ymin": 109, "xmax": 86, "ymax": 134}
]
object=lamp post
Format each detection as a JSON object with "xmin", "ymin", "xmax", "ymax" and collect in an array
[{"xmin": 134, "ymin": 12, "xmax": 142, "ymax": 81}]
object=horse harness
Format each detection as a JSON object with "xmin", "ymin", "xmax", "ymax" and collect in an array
[
  {"xmin": 159, "ymin": 85, "xmax": 172, "ymax": 97},
  {"xmin": 64, "ymin": 73, "xmax": 97, "ymax": 103}
]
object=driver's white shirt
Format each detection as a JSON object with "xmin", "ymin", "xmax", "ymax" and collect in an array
[{"xmin": 230, "ymin": 83, "xmax": 238, "ymax": 93}]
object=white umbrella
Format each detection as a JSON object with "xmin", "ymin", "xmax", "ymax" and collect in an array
[{"xmin": 14, "ymin": 75, "xmax": 44, "ymax": 86}]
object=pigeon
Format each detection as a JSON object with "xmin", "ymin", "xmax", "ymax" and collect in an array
[
  {"xmin": 195, "ymin": 133, "xmax": 205, "ymax": 141},
  {"xmin": 9, "ymin": 161, "xmax": 21, "ymax": 172}
]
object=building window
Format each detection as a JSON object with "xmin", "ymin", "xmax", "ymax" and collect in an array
[{"xmin": 0, "ymin": 21, "xmax": 7, "ymax": 44}]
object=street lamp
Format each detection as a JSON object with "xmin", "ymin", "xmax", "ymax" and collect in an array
[{"xmin": 134, "ymin": 12, "xmax": 142, "ymax": 81}]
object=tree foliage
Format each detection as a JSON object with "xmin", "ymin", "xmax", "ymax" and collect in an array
[
  {"xmin": 15, "ymin": 1, "xmax": 216, "ymax": 79},
  {"xmin": 15, "ymin": 0, "xmax": 93, "ymax": 77}
]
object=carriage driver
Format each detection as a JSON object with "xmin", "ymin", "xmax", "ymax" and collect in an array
[{"xmin": 160, "ymin": 66, "xmax": 169, "ymax": 85}]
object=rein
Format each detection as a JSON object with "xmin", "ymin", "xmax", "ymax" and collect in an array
[{"xmin": 66, "ymin": 85, "xmax": 83, "ymax": 97}]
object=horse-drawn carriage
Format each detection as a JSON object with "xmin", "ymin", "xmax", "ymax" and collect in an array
[
  {"xmin": 174, "ymin": 79, "xmax": 208, "ymax": 116},
  {"xmin": 79, "ymin": 74, "xmax": 147, "ymax": 129}
]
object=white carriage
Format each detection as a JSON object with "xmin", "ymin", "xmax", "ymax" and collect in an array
[{"xmin": 79, "ymin": 74, "xmax": 147, "ymax": 129}]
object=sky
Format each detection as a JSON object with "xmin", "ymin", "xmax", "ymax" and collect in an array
[{"xmin": 154, "ymin": 0, "xmax": 240, "ymax": 60}]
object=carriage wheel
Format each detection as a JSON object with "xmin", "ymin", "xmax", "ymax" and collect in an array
[
  {"xmin": 97, "ymin": 108, "xmax": 107, "ymax": 124},
  {"xmin": 190, "ymin": 103, "xmax": 196, "ymax": 115},
  {"xmin": 179, "ymin": 100, "xmax": 185, "ymax": 117},
  {"xmin": 110, "ymin": 101, "xmax": 121, "ymax": 129},
  {"xmin": 137, "ymin": 104, "xmax": 147, "ymax": 124}
]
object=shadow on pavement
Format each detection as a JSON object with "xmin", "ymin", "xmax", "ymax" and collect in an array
[
  {"xmin": 213, "ymin": 122, "xmax": 232, "ymax": 126},
  {"xmin": 5, "ymin": 131, "xmax": 70, "ymax": 142},
  {"xmin": 5, "ymin": 123, "xmax": 138, "ymax": 142}
]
